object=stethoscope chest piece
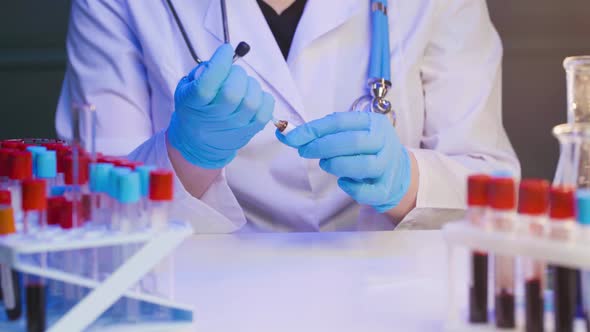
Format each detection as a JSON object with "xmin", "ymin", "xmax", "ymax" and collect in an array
[{"xmin": 350, "ymin": 78, "xmax": 396, "ymax": 126}]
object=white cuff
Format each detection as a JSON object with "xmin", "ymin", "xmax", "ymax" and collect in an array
[{"xmin": 127, "ymin": 130, "xmax": 247, "ymax": 233}]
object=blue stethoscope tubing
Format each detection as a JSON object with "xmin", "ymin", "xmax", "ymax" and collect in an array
[
  {"xmin": 369, "ymin": 0, "xmax": 391, "ymax": 82},
  {"xmin": 352, "ymin": 0, "xmax": 395, "ymax": 124}
]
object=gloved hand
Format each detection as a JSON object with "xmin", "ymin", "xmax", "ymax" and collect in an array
[
  {"xmin": 168, "ymin": 44, "xmax": 275, "ymax": 169},
  {"xmin": 276, "ymin": 112, "xmax": 411, "ymax": 212}
]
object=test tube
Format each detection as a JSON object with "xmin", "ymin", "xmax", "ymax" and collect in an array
[
  {"xmin": 21, "ymin": 179, "xmax": 48, "ymax": 332},
  {"xmin": 549, "ymin": 186, "xmax": 577, "ymax": 332},
  {"xmin": 0, "ymin": 195, "xmax": 21, "ymax": 321},
  {"xmin": 577, "ymin": 190, "xmax": 590, "ymax": 329},
  {"xmin": 117, "ymin": 172, "xmax": 141, "ymax": 233},
  {"xmin": 64, "ymin": 154, "xmax": 90, "ymax": 226},
  {"xmin": 148, "ymin": 170, "xmax": 174, "ymax": 303},
  {"xmin": 136, "ymin": 165, "xmax": 156, "ymax": 228},
  {"xmin": 89, "ymin": 163, "xmax": 114, "ymax": 226},
  {"xmin": 8, "ymin": 150, "xmax": 33, "ymax": 222},
  {"xmin": 26, "ymin": 146, "xmax": 47, "ymax": 178},
  {"xmin": 149, "ymin": 170, "xmax": 173, "ymax": 230},
  {"xmin": 117, "ymin": 172, "xmax": 141, "ymax": 322},
  {"xmin": 21, "ymin": 179, "xmax": 48, "ymax": 234},
  {"xmin": 107, "ymin": 167, "xmax": 132, "ymax": 231},
  {"xmin": 466, "ymin": 174, "xmax": 490, "ymax": 324},
  {"xmin": 489, "ymin": 176, "xmax": 517, "ymax": 329},
  {"xmin": 59, "ymin": 199, "xmax": 78, "ymax": 306},
  {"xmin": 54, "ymin": 144, "xmax": 70, "ymax": 187},
  {"xmin": 36, "ymin": 150, "xmax": 57, "ymax": 194},
  {"xmin": 518, "ymin": 179, "xmax": 550, "ymax": 332},
  {"xmin": 0, "ymin": 148, "xmax": 14, "ymax": 187}
]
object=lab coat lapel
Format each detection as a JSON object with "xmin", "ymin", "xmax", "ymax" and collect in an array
[
  {"xmin": 204, "ymin": 0, "xmax": 306, "ymax": 119},
  {"xmin": 288, "ymin": 0, "xmax": 363, "ymax": 63}
]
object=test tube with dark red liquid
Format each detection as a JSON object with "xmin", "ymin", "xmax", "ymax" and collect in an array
[
  {"xmin": 489, "ymin": 177, "xmax": 517, "ymax": 329},
  {"xmin": 518, "ymin": 179, "xmax": 550, "ymax": 332},
  {"xmin": 21, "ymin": 179, "xmax": 48, "ymax": 332},
  {"xmin": 0, "ymin": 192, "xmax": 21, "ymax": 321},
  {"xmin": 467, "ymin": 174, "xmax": 490, "ymax": 323},
  {"xmin": 549, "ymin": 186, "xmax": 577, "ymax": 332}
]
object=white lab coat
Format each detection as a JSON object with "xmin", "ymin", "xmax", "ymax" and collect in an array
[{"xmin": 56, "ymin": 0, "xmax": 520, "ymax": 233}]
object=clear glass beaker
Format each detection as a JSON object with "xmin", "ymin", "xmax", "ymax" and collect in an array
[
  {"xmin": 564, "ymin": 56, "xmax": 590, "ymax": 124},
  {"xmin": 552, "ymin": 123, "xmax": 590, "ymax": 188}
]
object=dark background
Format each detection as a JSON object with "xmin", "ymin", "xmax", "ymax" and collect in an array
[{"xmin": 1, "ymin": 1, "xmax": 589, "ymax": 180}]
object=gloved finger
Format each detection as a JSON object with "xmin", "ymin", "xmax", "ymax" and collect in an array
[
  {"xmin": 319, "ymin": 154, "xmax": 387, "ymax": 180},
  {"xmin": 245, "ymin": 92, "xmax": 275, "ymax": 133},
  {"xmin": 279, "ymin": 112, "xmax": 371, "ymax": 148},
  {"xmin": 337, "ymin": 177, "xmax": 390, "ymax": 207},
  {"xmin": 210, "ymin": 65, "xmax": 249, "ymax": 116},
  {"xmin": 298, "ymin": 130, "xmax": 384, "ymax": 159},
  {"xmin": 186, "ymin": 44, "xmax": 234, "ymax": 106},
  {"xmin": 225, "ymin": 77, "xmax": 263, "ymax": 128},
  {"xmin": 207, "ymin": 93, "xmax": 273, "ymax": 150}
]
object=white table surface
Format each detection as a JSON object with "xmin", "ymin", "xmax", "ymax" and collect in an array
[{"xmin": 172, "ymin": 230, "xmax": 450, "ymax": 332}]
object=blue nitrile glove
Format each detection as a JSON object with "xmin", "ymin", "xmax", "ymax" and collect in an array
[
  {"xmin": 168, "ymin": 44, "xmax": 275, "ymax": 169},
  {"xmin": 277, "ymin": 112, "xmax": 411, "ymax": 213}
]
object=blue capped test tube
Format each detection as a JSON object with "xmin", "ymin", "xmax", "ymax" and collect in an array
[{"xmin": 36, "ymin": 150, "xmax": 57, "ymax": 194}]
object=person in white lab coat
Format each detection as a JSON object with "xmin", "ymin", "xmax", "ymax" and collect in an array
[{"xmin": 56, "ymin": 0, "xmax": 520, "ymax": 233}]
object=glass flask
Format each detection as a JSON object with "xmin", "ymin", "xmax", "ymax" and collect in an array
[
  {"xmin": 564, "ymin": 56, "xmax": 590, "ymax": 124},
  {"xmin": 552, "ymin": 123, "xmax": 590, "ymax": 188}
]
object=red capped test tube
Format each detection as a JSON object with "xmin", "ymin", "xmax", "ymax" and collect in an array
[
  {"xmin": 21, "ymin": 179, "xmax": 48, "ymax": 332},
  {"xmin": 0, "ymin": 148, "xmax": 15, "ymax": 186},
  {"xmin": 549, "ymin": 186, "xmax": 577, "ymax": 332},
  {"xmin": 467, "ymin": 174, "xmax": 490, "ymax": 323},
  {"xmin": 0, "ymin": 201, "xmax": 21, "ymax": 321},
  {"xmin": 8, "ymin": 151, "xmax": 33, "ymax": 221},
  {"xmin": 64, "ymin": 154, "xmax": 91, "ymax": 226},
  {"xmin": 21, "ymin": 179, "xmax": 47, "ymax": 234},
  {"xmin": 149, "ymin": 170, "xmax": 174, "ymax": 230},
  {"xmin": 489, "ymin": 177, "xmax": 517, "ymax": 329},
  {"xmin": 518, "ymin": 179, "xmax": 550, "ymax": 332}
]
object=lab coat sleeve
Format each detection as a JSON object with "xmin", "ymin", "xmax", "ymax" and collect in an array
[
  {"xmin": 396, "ymin": 0, "xmax": 520, "ymax": 229},
  {"xmin": 55, "ymin": 0, "xmax": 247, "ymax": 233}
]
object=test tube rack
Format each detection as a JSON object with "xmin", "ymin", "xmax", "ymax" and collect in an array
[
  {"xmin": 0, "ymin": 220, "xmax": 194, "ymax": 332},
  {"xmin": 442, "ymin": 220, "xmax": 588, "ymax": 331}
]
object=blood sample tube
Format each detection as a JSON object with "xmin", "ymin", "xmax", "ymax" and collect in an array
[
  {"xmin": 107, "ymin": 167, "xmax": 132, "ymax": 231},
  {"xmin": 54, "ymin": 145, "xmax": 71, "ymax": 187},
  {"xmin": 64, "ymin": 154, "xmax": 90, "ymax": 226},
  {"xmin": 0, "ymin": 148, "xmax": 14, "ymax": 186},
  {"xmin": 21, "ymin": 179, "xmax": 48, "ymax": 234},
  {"xmin": 489, "ymin": 176, "xmax": 517, "ymax": 329},
  {"xmin": 36, "ymin": 150, "xmax": 57, "ymax": 193},
  {"xmin": 26, "ymin": 146, "xmax": 47, "ymax": 178},
  {"xmin": 8, "ymin": 150, "xmax": 32, "ymax": 222},
  {"xmin": 518, "ymin": 179, "xmax": 550, "ymax": 332},
  {"xmin": 117, "ymin": 172, "xmax": 141, "ymax": 233},
  {"xmin": 466, "ymin": 174, "xmax": 491, "ymax": 324},
  {"xmin": 549, "ymin": 186, "xmax": 577, "ymax": 332},
  {"xmin": 136, "ymin": 165, "xmax": 156, "ymax": 221},
  {"xmin": 148, "ymin": 170, "xmax": 175, "ymax": 301},
  {"xmin": 0, "ymin": 195, "xmax": 21, "ymax": 321},
  {"xmin": 149, "ymin": 170, "xmax": 174, "ymax": 230},
  {"xmin": 89, "ymin": 163, "xmax": 114, "ymax": 226},
  {"xmin": 117, "ymin": 172, "xmax": 141, "ymax": 322},
  {"xmin": 21, "ymin": 179, "xmax": 48, "ymax": 332}
]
